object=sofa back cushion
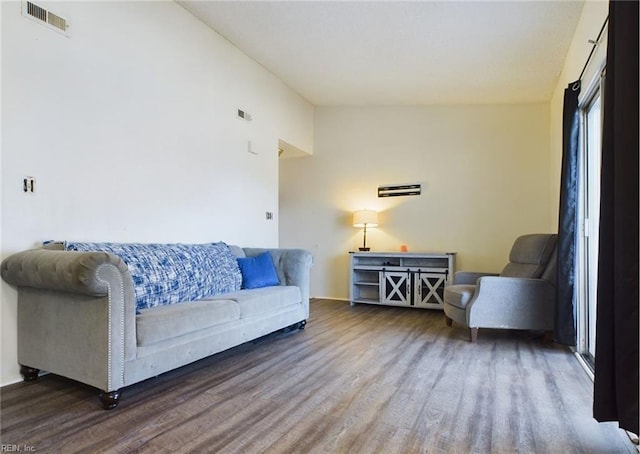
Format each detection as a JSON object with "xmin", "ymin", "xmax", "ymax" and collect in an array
[{"xmin": 64, "ymin": 242, "xmax": 242, "ymax": 311}]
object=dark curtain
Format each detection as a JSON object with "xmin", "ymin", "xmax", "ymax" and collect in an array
[
  {"xmin": 555, "ymin": 80, "xmax": 580, "ymax": 346},
  {"xmin": 593, "ymin": 0, "xmax": 639, "ymax": 436}
]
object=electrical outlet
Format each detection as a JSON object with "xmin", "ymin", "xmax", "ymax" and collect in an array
[{"xmin": 23, "ymin": 176, "xmax": 36, "ymax": 194}]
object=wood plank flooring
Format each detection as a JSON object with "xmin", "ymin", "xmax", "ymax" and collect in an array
[{"xmin": 1, "ymin": 299, "xmax": 634, "ymax": 453}]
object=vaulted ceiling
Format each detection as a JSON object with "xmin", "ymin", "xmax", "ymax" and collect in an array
[{"xmin": 179, "ymin": 1, "xmax": 585, "ymax": 106}]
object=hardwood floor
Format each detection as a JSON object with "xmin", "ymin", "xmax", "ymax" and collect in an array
[{"xmin": 1, "ymin": 299, "xmax": 634, "ymax": 453}]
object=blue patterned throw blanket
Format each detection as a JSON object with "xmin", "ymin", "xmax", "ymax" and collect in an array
[{"xmin": 64, "ymin": 242, "xmax": 242, "ymax": 312}]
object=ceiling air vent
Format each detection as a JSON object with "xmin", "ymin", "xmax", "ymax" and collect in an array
[{"xmin": 22, "ymin": 1, "xmax": 70, "ymax": 36}]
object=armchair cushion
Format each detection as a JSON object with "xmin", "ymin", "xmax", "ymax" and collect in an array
[
  {"xmin": 452, "ymin": 271, "xmax": 498, "ymax": 285},
  {"xmin": 443, "ymin": 285, "xmax": 476, "ymax": 309}
]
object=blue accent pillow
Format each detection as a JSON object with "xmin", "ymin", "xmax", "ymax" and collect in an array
[
  {"xmin": 237, "ymin": 252, "xmax": 280, "ymax": 289},
  {"xmin": 64, "ymin": 242, "xmax": 242, "ymax": 312}
]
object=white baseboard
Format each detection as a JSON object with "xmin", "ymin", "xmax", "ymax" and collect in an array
[{"xmin": 310, "ymin": 296, "xmax": 349, "ymax": 302}]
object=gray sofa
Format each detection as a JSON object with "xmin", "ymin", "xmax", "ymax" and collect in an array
[{"xmin": 1, "ymin": 243, "xmax": 312, "ymax": 409}]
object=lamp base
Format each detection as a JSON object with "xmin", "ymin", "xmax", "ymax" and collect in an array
[{"xmin": 358, "ymin": 247, "xmax": 370, "ymax": 251}]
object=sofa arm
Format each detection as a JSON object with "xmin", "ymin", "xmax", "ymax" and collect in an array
[
  {"xmin": 1, "ymin": 249, "xmax": 129, "ymax": 296},
  {"xmin": 467, "ymin": 276, "xmax": 555, "ymax": 330},
  {"xmin": 452, "ymin": 271, "xmax": 499, "ymax": 285},
  {"xmin": 1, "ymin": 249, "xmax": 137, "ymax": 390}
]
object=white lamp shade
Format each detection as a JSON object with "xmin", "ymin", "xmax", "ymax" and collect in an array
[{"xmin": 353, "ymin": 209, "xmax": 378, "ymax": 227}]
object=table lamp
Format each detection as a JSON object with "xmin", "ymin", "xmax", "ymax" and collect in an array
[{"xmin": 353, "ymin": 209, "xmax": 378, "ymax": 251}]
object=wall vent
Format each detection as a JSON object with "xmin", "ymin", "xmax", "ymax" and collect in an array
[
  {"xmin": 26, "ymin": 1, "xmax": 46, "ymax": 22},
  {"xmin": 22, "ymin": 1, "xmax": 70, "ymax": 36}
]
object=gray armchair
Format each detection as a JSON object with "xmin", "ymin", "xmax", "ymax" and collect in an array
[{"xmin": 443, "ymin": 234, "xmax": 558, "ymax": 342}]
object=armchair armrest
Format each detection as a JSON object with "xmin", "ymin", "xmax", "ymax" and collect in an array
[
  {"xmin": 452, "ymin": 271, "xmax": 499, "ymax": 285},
  {"xmin": 468, "ymin": 276, "xmax": 555, "ymax": 330}
]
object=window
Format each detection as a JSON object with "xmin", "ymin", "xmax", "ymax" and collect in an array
[{"xmin": 576, "ymin": 68, "xmax": 605, "ymax": 369}]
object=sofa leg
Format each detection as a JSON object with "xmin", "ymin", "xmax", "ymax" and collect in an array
[
  {"xmin": 20, "ymin": 365, "xmax": 40, "ymax": 382},
  {"xmin": 469, "ymin": 328, "xmax": 478, "ymax": 343},
  {"xmin": 445, "ymin": 315, "xmax": 453, "ymax": 327},
  {"xmin": 542, "ymin": 330, "xmax": 554, "ymax": 345},
  {"xmin": 99, "ymin": 390, "xmax": 120, "ymax": 410},
  {"xmin": 282, "ymin": 320, "xmax": 307, "ymax": 333}
]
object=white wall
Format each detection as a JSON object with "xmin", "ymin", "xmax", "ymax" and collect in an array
[
  {"xmin": 280, "ymin": 104, "xmax": 551, "ymax": 299},
  {"xmin": 0, "ymin": 1, "xmax": 313, "ymax": 385},
  {"xmin": 549, "ymin": 1, "xmax": 609, "ymax": 226}
]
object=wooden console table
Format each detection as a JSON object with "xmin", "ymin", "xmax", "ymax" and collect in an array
[{"xmin": 349, "ymin": 252, "xmax": 456, "ymax": 310}]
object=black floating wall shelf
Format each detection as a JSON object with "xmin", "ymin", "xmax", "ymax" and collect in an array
[{"xmin": 378, "ymin": 184, "xmax": 421, "ymax": 198}]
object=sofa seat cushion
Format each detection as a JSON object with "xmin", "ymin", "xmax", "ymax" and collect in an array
[
  {"xmin": 211, "ymin": 286, "xmax": 301, "ymax": 317},
  {"xmin": 137, "ymin": 299, "xmax": 239, "ymax": 346},
  {"xmin": 444, "ymin": 285, "xmax": 476, "ymax": 309}
]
